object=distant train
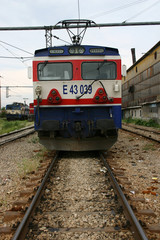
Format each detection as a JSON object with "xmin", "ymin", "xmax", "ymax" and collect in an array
[
  {"xmin": 28, "ymin": 103, "xmax": 34, "ymax": 121},
  {"xmin": 6, "ymin": 102, "xmax": 29, "ymax": 120},
  {"xmin": 32, "ymin": 20, "xmax": 123, "ymax": 151}
]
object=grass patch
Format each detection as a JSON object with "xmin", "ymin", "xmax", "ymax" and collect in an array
[
  {"xmin": 18, "ymin": 156, "xmax": 40, "ymax": 178},
  {"xmin": 28, "ymin": 136, "xmax": 39, "ymax": 144},
  {"xmin": 127, "ymin": 136, "xmax": 134, "ymax": 141},
  {"xmin": 123, "ymin": 118, "xmax": 160, "ymax": 129},
  {"xmin": 143, "ymin": 143, "xmax": 156, "ymax": 151},
  {"xmin": 0, "ymin": 119, "xmax": 33, "ymax": 135},
  {"xmin": 17, "ymin": 148, "xmax": 48, "ymax": 178},
  {"xmin": 0, "ymin": 199, "xmax": 8, "ymax": 208}
]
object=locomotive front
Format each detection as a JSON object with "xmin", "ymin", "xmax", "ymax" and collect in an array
[
  {"xmin": 6, "ymin": 102, "xmax": 29, "ymax": 120},
  {"xmin": 33, "ymin": 45, "xmax": 121, "ymax": 151}
]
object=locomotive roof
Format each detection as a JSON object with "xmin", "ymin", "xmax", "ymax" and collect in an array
[{"xmin": 34, "ymin": 45, "xmax": 120, "ymax": 57}]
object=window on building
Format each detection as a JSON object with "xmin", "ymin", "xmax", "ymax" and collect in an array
[
  {"xmin": 149, "ymin": 104, "xmax": 158, "ymax": 113},
  {"xmin": 154, "ymin": 51, "xmax": 157, "ymax": 60}
]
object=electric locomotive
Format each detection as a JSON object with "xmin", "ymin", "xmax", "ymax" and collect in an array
[
  {"xmin": 6, "ymin": 102, "xmax": 29, "ymax": 120},
  {"xmin": 32, "ymin": 20, "xmax": 122, "ymax": 151}
]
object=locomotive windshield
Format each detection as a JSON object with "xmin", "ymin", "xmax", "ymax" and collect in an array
[
  {"xmin": 82, "ymin": 61, "xmax": 116, "ymax": 80},
  {"xmin": 38, "ymin": 62, "xmax": 72, "ymax": 80}
]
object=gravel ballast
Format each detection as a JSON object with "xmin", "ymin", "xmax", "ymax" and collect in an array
[{"xmin": 0, "ymin": 129, "xmax": 159, "ymax": 239}]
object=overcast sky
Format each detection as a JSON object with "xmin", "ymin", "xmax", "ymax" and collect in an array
[{"xmin": 0, "ymin": 0, "xmax": 160, "ymax": 108}]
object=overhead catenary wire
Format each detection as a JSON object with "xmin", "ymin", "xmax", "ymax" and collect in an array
[
  {"xmin": 89, "ymin": 0, "xmax": 151, "ymax": 19},
  {"xmin": 0, "ymin": 43, "xmax": 29, "ymax": 67},
  {"xmin": 0, "ymin": 86, "xmax": 33, "ymax": 88},
  {"xmin": 77, "ymin": 0, "xmax": 81, "ymax": 38},
  {"xmin": 78, "ymin": 0, "xmax": 80, "ymax": 20},
  {"xmin": 0, "ymin": 40, "xmax": 33, "ymax": 55},
  {"xmin": 123, "ymin": 0, "xmax": 160, "ymax": 22},
  {"xmin": 0, "ymin": 56, "xmax": 33, "ymax": 59}
]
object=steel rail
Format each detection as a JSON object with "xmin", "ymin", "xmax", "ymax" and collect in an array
[
  {"xmin": 0, "ymin": 126, "xmax": 35, "ymax": 146},
  {"xmin": 12, "ymin": 152, "xmax": 59, "ymax": 240},
  {"xmin": 0, "ymin": 125, "xmax": 34, "ymax": 138},
  {"xmin": 0, "ymin": 21, "xmax": 160, "ymax": 31},
  {"xmin": 122, "ymin": 123, "xmax": 160, "ymax": 135},
  {"xmin": 121, "ymin": 127, "xmax": 160, "ymax": 143},
  {"xmin": 100, "ymin": 153, "xmax": 148, "ymax": 240}
]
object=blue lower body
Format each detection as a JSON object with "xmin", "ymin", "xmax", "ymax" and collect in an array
[
  {"xmin": 35, "ymin": 106, "xmax": 121, "ymax": 134},
  {"xmin": 6, "ymin": 114, "xmax": 22, "ymax": 120},
  {"xmin": 34, "ymin": 106, "xmax": 121, "ymax": 151}
]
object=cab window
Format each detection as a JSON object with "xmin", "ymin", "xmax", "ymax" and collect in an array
[
  {"xmin": 38, "ymin": 62, "xmax": 72, "ymax": 80},
  {"xmin": 82, "ymin": 61, "xmax": 117, "ymax": 80}
]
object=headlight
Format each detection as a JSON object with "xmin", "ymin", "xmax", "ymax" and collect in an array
[{"xmin": 68, "ymin": 46, "xmax": 85, "ymax": 55}]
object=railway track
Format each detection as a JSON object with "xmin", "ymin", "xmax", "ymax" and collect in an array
[
  {"xmin": 3, "ymin": 151, "xmax": 149, "ymax": 240},
  {"xmin": 122, "ymin": 123, "xmax": 160, "ymax": 143},
  {"xmin": 0, "ymin": 125, "xmax": 35, "ymax": 146}
]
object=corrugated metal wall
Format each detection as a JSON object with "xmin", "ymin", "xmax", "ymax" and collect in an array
[{"xmin": 122, "ymin": 48, "xmax": 160, "ymax": 108}]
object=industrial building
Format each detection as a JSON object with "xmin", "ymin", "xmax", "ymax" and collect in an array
[{"xmin": 122, "ymin": 41, "xmax": 160, "ymax": 124}]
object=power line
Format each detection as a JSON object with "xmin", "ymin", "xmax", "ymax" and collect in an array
[
  {"xmin": 78, "ymin": 0, "xmax": 80, "ymax": 20},
  {"xmin": 0, "ymin": 56, "xmax": 32, "ymax": 59},
  {"xmin": 0, "ymin": 43, "xmax": 29, "ymax": 67},
  {"xmin": 0, "ymin": 86, "xmax": 33, "ymax": 88},
  {"xmin": 77, "ymin": 0, "xmax": 81, "ymax": 36},
  {"xmin": 124, "ymin": 0, "xmax": 160, "ymax": 22},
  {"xmin": 89, "ymin": 0, "xmax": 150, "ymax": 19},
  {"xmin": 0, "ymin": 40, "xmax": 33, "ymax": 55}
]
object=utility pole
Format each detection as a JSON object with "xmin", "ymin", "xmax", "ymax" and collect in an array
[{"xmin": 6, "ymin": 86, "xmax": 9, "ymax": 98}]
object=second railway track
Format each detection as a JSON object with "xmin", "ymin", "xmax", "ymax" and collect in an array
[
  {"xmin": 122, "ymin": 123, "xmax": 160, "ymax": 143},
  {"xmin": 0, "ymin": 125, "xmax": 35, "ymax": 146}
]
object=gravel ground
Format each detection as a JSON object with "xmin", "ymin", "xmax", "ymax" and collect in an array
[
  {"xmin": 0, "ymin": 133, "xmax": 42, "ymax": 218},
  {"xmin": 0, "ymin": 129, "xmax": 159, "ymax": 239},
  {"xmin": 108, "ymin": 129, "xmax": 160, "ymax": 240}
]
